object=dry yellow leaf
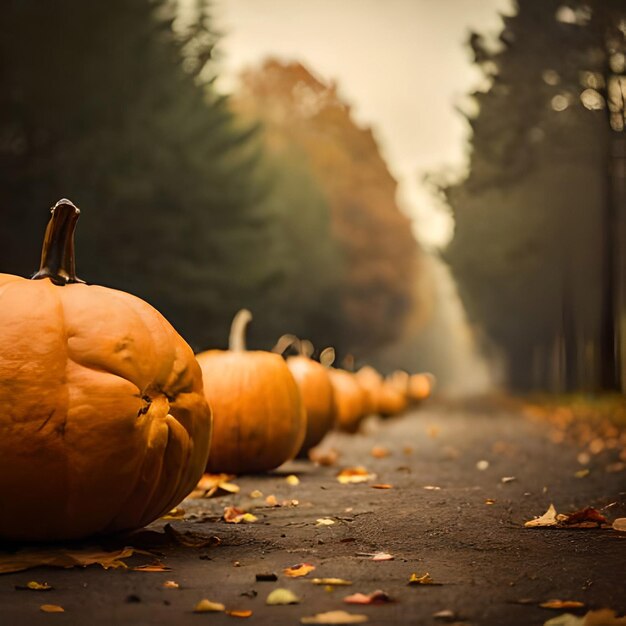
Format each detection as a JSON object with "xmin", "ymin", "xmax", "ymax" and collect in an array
[
  {"xmin": 194, "ymin": 599, "xmax": 225, "ymax": 613},
  {"xmin": 524, "ymin": 504, "xmax": 558, "ymax": 528},
  {"xmin": 250, "ymin": 490, "xmax": 263, "ymax": 498},
  {"xmin": 266, "ymin": 588, "xmax": 300, "ymax": 605},
  {"xmin": 408, "ymin": 572, "xmax": 439, "ymax": 585},
  {"xmin": 40, "ymin": 604, "xmax": 64, "ymax": 613},
  {"xmin": 540, "ymin": 600, "xmax": 585, "ymax": 609},
  {"xmin": 316, "ymin": 518, "xmax": 335, "ymax": 526},
  {"xmin": 161, "ymin": 507, "xmax": 185, "ymax": 520},
  {"xmin": 336, "ymin": 467, "xmax": 376, "ymax": 484},
  {"xmin": 312, "ymin": 578, "xmax": 353, "ymax": 586},
  {"xmin": 133, "ymin": 562, "xmax": 171, "ymax": 572},
  {"xmin": 286, "ymin": 475, "xmax": 300, "ymax": 486},
  {"xmin": 163, "ymin": 580, "xmax": 179, "ymax": 589}
]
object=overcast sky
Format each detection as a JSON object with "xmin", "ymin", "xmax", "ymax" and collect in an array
[{"xmin": 212, "ymin": 0, "xmax": 513, "ymax": 248}]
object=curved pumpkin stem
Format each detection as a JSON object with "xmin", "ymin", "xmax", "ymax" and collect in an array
[
  {"xmin": 319, "ymin": 347, "xmax": 336, "ymax": 367},
  {"xmin": 271, "ymin": 333, "xmax": 299, "ymax": 356},
  {"xmin": 32, "ymin": 198, "xmax": 84, "ymax": 286},
  {"xmin": 229, "ymin": 309, "xmax": 253, "ymax": 352}
]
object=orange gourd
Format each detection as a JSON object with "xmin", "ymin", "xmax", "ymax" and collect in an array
[
  {"xmin": 327, "ymin": 368, "xmax": 367, "ymax": 433},
  {"xmin": 0, "ymin": 200, "xmax": 211, "ymax": 541},
  {"xmin": 407, "ymin": 373, "xmax": 434, "ymax": 402},
  {"xmin": 281, "ymin": 338, "xmax": 336, "ymax": 457},
  {"xmin": 196, "ymin": 310, "xmax": 306, "ymax": 474}
]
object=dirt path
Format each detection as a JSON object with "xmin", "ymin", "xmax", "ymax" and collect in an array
[{"xmin": 1, "ymin": 404, "xmax": 625, "ymax": 625}]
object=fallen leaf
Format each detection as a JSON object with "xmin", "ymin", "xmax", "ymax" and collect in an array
[
  {"xmin": 132, "ymin": 561, "xmax": 171, "ymax": 572},
  {"xmin": 344, "ymin": 590, "xmax": 393, "ymax": 605},
  {"xmin": 525, "ymin": 504, "xmax": 558, "ymax": 528},
  {"xmin": 194, "ymin": 599, "xmax": 225, "ymax": 613},
  {"xmin": 403, "ymin": 446, "xmax": 414, "ymax": 455},
  {"xmin": 408, "ymin": 572, "xmax": 440, "ymax": 585},
  {"xmin": 265, "ymin": 495, "xmax": 279, "ymax": 507},
  {"xmin": 560, "ymin": 507, "xmax": 607, "ymax": 528},
  {"xmin": 255, "ymin": 572, "xmax": 278, "ymax": 582},
  {"xmin": 163, "ymin": 580, "xmax": 179, "ymax": 589},
  {"xmin": 423, "ymin": 485, "xmax": 441, "ymax": 491},
  {"xmin": 312, "ymin": 578, "xmax": 353, "ymax": 586},
  {"xmin": 223, "ymin": 507, "xmax": 258, "ymax": 524},
  {"xmin": 161, "ymin": 507, "xmax": 185, "ymax": 520},
  {"xmin": 309, "ymin": 449, "xmax": 339, "ymax": 466},
  {"xmin": 501, "ymin": 476, "xmax": 517, "ymax": 483},
  {"xmin": 316, "ymin": 518, "xmax": 335, "ymax": 526},
  {"xmin": 427, "ymin": 425, "xmax": 440, "ymax": 438},
  {"xmin": 164, "ymin": 523, "xmax": 221, "ymax": 548},
  {"xmin": 284, "ymin": 563, "xmax": 316, "ymax": 578},
  {"xmin": 15, "ymin": 581, "xmax": 53, "ymax": 591},
  {"xmin": 433, "ymin": 609, "xmax": 456, "ymax": 620},
  {"xmin": 540, "ymin": 600, "xmax": 585, "ymax": 610},
  {"xmin": 40, "ymin": 604, "xmax": 64, "ymax": 613},
  {"xmin": 574, "ymin": 469, "xmax": 590, "ymax": 478},
  {"xmin": 300, "ymin": 610, "xmax": 368, "ymax": 624},
  {"xmin": 612, "ymin": 518, "xmax": 626, "ymax": 532},
  {"xmin": 336, "ymin": 467, "xmax": 377, "ymax": 484},
  {"xmin": 286, "ymin": 474, "xmax": 300, "ymax": 486},
  {"xmin": 0, "ymin": 546, "xmax": 140, "ymax": 574},
  {"xmin": 606, "ymin": 462, "xmax": 625, "ymax": 473},
  {"xmin": 370, "ymin": 446, "xmax": 390, "ymax": 459},
  {"xmin": 266, "ymin": 588, "xmax": 300, "ymax": 605},
  {"xmin": 250, "ymin": 490, "xmax": 263, "ymax": 498},
  {"xmin": 370, "ymin": 484, "xmax": 393, "ymax": 490},
  {"xmin": 476, "ymin": 460, "xmax": 490, "ymax": 471},
  {"xmin": 194, "ymin": 473, "xmax": 240, "ymax": 498},
  {"xmin": 227, "ymin": 609, "xmax": 253, "ymax": 618},
  {"xmin": 485, "ymin": 498, "xmax": 496, "ymax": 505},
  {"xmin": 371, "ymin": 552, "xmax": 394, "ymax": 561}
]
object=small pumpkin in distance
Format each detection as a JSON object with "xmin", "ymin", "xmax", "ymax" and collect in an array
[
  {"xmin": 355, "ymin": 365, "xmax": 384, "ymax": 416},
  {"xmin": 407, "ymin": 373, "xmax": 435, "ymax": 402},
  {"xmin": 326, "ymin": 358, "xmax": 367, "ymax": 434},
  {"xmin": 196, "ymin": 310, "xmax": 306, "ymax": 474},
  {"xmin": 275, "ymin": 336, "xmax": 336, "ymax": 457},
  {"xmin": 0, "ymin": 199, "xmax": 212, "ymax": 542}
]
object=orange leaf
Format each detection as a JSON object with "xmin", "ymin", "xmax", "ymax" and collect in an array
[
  {"xmin": 133, "ymin": 562, "xmax": 171, "ymax": 572},
  {"xmin": 227, "ymin": 609, "xmax": 253, "ymax": 618},
  {"xmin": 40, "ymin": 604, "xmax": 64, "ymax": 613},
  {"xmin": 540, "ymin": 600, "xmax": 585, "ymax": 609},
  {"xmin": 284, "ymin": 563, "xmax": 316, "ymax": 578},
  {"xmin": 370, "ymin": 484, "xmax": 393, "ymax": 490},
  {"xmin": 337, "ymin": 467, "xmax": 376, "ymax": 484}
]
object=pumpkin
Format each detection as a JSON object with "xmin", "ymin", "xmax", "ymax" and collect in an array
[
  {"xmin": 0, "ymin": 199, "xmax": 211, "ymax": 542},
  {"xmin": 407, "ymin": 373, "xmax": 434, "ymax": 402},
  {"xmin": 280, "ymin": 338, "xmax": 336, "ymax": 457},
  {"xmin": 327, "ymin": 368, "xmax": 367, "ymax": 433},
  {"xmin": 196, "ymin": 310, "xmax": 306, "ymax": 474},
  {"xmin": 377, "ymin": 380, "xmax": 409, "ymax": 417},
  {"xmin": 354, "ymin": 366, "xmax": 384, "ymax": 415}
]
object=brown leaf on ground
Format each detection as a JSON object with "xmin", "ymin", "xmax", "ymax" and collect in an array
[
  {"xmin": 40, "ymin": 604, "xmax": 64, "ymax": 613},
  {"xmin": 284, "ymin": 563, "xmax": 316, "ymax": 578},
  {"xmin": 612, "ymin": 518, "xmax": 626, "ymax": 532},
  {"xmin": 132, "ymin": 561, "xmax": 171, "ymax": 572},
  {"xmin": 370, "ymin": 484, "xmax": 393, "ymax": 489},
  {"xmin": 300, "ymin": 610, "xmax": 369, "ymax": 624},
  {"xmin": 192, "ymin": 474, "xmax": 240, "ymax": 498},
  {"xmin": 162, "ymin": 580, "xmax": 179, "ymax": 589},
  {"xmin": 164, "ymin": 523, "xmax": 221, "ymax": 548},
  {"xmin": 223, "ymin": 507, "xmax": 258, "ymax": 524},
  {"xmin": 370, "ymin": 446, "xmax": 390, "ymax": 459},
  {"xmin": 0, "ymin": 546, "xmax": 141, "ymax": 575},
  {"xmin": 227, "ymin": 609, "xmax": 253, "ymax": 618},
  {"xmin": 540, "ymin": 600, "xmax": 585, "ymax": 610},
  {"xmin": 344, "ymin": 590, "xmax": 394, "ymax": 604},
  {"xmin": 408, "ymin": 572, "xmax": 441, "ymax": 585},
  {"xmin": 560, "ymin": 507, "xmax": 607, "ymax": 527},
  {"xmin": 309, "ymin": 448, "xmax": 340, "ymax": 467},
  {"xmin": 370, "ymin": 552, "xmax": 394, "ymax": 561},
  {"xmin": 337, "ymin": 467, "xmax": 377, "ymax": 484}
]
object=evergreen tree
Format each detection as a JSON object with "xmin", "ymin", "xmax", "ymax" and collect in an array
[
  {"xmin": 444, "ymin": 0, "xmax": 625, "ymax": 391},
  {"xmin": 0, "ymin": 0, "xmax": 280, "ymax": 350}
]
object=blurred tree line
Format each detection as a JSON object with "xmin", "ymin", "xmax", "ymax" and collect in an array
[
  {"xmin": 445, "ymin": 0, "xmax": 625, "ymax": 392},
  {"xmin": 0, "ymin": 0, "xmax": 420, "ymax": 357}
]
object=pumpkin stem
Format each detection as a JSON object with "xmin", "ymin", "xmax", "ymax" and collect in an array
[
  {"xmin": 32, "ymin": 198, "xmax": 85, "ymax": 286},
  {"xmin": 300, "ymin": 339, "xmax": 314, "ymax": 358},
  {"xmin": 319, "ymin": 347, "xmax": 336, "ymax": 367},
  {"xmin": 271, "ymin": 334, "xmax": 299, "ymax": 356},
  {"xmin": 229, "ymin": 309, "xmax": 253, "ymax": 352}
]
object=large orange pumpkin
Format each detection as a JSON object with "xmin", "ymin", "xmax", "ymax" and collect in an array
[
  {"xmin": 0, "ymin": 200, "xmax": 212, "ymax": 541},
  {"xmin": 196, "ymin": 310, "xmax": 306, "ymax": 474},
  {"xmin": 286, "ymin": 346, "xmax": 336, "ymax": 456}
]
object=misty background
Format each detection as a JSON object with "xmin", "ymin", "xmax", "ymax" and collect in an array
[{"xmin": 0, "ymin": 0, "xmax": 623, "ymax": 395}]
